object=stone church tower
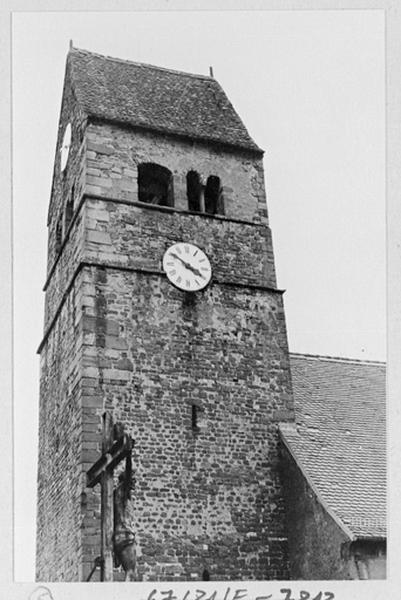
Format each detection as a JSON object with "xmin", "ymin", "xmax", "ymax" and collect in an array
[{"xmin": 36, "ymin": 47, "xmax": 294, "ymax": 582}]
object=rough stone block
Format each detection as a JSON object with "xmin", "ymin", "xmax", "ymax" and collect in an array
[
  {"xmin": 87, "ymin": 175, "xmax": 112, "ymax": 189},
  {"xmin": 87, "ymin": 141, "xmax": 114, "ymax": 155},
  {"xmin": 87, "ymin": 230, "xmax": 112, "ymax": 245},
  {"xmin": 85, "ymin": 184, "xmax": 102, "ymax": 196}
]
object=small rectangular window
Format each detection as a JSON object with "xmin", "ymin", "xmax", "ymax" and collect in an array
[{"xmin": 191, "ymin": 404, "xmax": 198, "ymax": 429}]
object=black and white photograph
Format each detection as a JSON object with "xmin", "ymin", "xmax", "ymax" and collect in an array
[{"xmin": 4, "ymin": 2, "xmax": 400, "ymax": 599}]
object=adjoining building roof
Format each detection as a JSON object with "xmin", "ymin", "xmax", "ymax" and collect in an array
[
  {"xmin": 280, "ymin": 353, "xmax": 386, "ymax": 540},
  {"xmin": 67, "ymin": 47, "xmax": 262, "ymax": 153}
]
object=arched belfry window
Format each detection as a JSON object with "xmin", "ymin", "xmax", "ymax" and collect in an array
[
  {"xmin": 186, "ymin": 170, "xmax": 202, "ymax": 212},
  {"xmin": 138, "ymin": 163, "xmax": 174, "ymax": 207},
  {"xmin": 204, "ymin": 175, "xmax": 224, "ymax": 216}
]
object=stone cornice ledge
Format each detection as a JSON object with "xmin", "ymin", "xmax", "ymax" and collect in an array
[
  {"xmin": 43, "ymin": 192, "xmax": 271, "ymax": 292},
  {"xmin": 38, "ymin": 260, "xmax": 284, "ymax": 354}
]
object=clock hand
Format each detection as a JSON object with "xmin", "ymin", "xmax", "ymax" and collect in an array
[
  {"xmin": 169, "ymin": 251, "xmax": 189, "ymax": 268},
  {"xmin": 169, "ymin": 252, "xmax": 205, "ymax": 279},
  {"xmin": 186, "ymin": 265, "xmax": 204, "ymax": 279},
  {"xmin": 169, "ymin": 251, "xmax": 182, "ymax": 261}
]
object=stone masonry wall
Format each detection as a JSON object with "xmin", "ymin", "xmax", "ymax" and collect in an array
[
  {"xmin": 280, "ymin": 441, "xmax": 353, "ymax": 580},
  {"xmin": 37, "ymin": 60, "xmax": 88, "ymax": 581},
  {"xmin": 85, "ymin": 122, "xmax": 269, "ymax": 225},
  {"xmin": 43, "ymin": 197, "xmax": 277, "ymax": 334},
  {"xmin": 36, "ymin": 271, "xmax": 86, "ymax": 581},
  {"xmin": 43, "ymin": 121, "xmax": 277, "ymax": 330},
  {"xmin": 46, "ymin": 60, "xmax": 87, "ymax": 274},
  {"xmin": 43, "ymin": 207, "xmax": 85, "ymax": 330},
  {"xmin": 84, "ymin": 198, "xmax": 277, "ymax": 288},
  {"xmin": 38, "ymin": 112, "xmax": 293, "ymax": 581},
  {"xmin": 80, "ymin": 266, "xmax": 293, "ymax": 580},
  {"xmin": 348, "ymin": 541, "xmax": 386, "ymax": 579}
]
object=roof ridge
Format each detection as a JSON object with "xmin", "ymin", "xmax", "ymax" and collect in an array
[
  {"xmin": 69, "ymin": 46, "xmax": 213, "ymax": 82},
  {"xmin": 289, "ymin": 352, "xmax": 386, "ymax": 366}
]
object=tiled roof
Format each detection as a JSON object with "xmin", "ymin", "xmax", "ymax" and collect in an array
[
  {"xmin": 280, "ymin": 353, "xmax": 386, "ymax": 540},
  {"xmin": 67, "ymin": 47, "xmax": 261, "ymax": 153}
]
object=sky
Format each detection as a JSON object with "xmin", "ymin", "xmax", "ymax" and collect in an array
[{"xmin": 12, "ymin": 9, "xmax": 385, "ymax": 582}]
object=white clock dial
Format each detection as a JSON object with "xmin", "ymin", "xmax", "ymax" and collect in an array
[
  {"xmin": 60, "ymin": 123, "xmax": 72, "ymax": 172},
  {"xmin": 163, "ymin": 242, "xmax": 212, "ymax": 292}
]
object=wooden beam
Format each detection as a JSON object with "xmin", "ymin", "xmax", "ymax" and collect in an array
[
  {"xmin": 86, "ymin": 433, "xmax": 133, "ymax": 488},
  {"xmin": 100, "ymin": 412, "xmax": 114, "ymax": 582},
  {"xmin": 85, "ymin": 412, "xmax": 135, "ymax": 582}
]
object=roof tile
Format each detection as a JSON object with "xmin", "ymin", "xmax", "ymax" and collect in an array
[
  {"xmin": 68, "ymin": 47, "xmax": 261, "ymax": 153},
  {"xmin": 281, "ymin": 353, "xmax": 386, "ymax": 539}
]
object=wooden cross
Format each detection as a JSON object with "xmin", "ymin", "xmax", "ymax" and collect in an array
[{"xmin": 86, "ymin": 412, "xmax": 133, "ymax": 581}]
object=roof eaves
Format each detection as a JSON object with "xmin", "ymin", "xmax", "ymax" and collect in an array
[
  {"xmin": 352, "ymin": 534, "xmax": 387, "ymax": 542},
  {"xmin": 87, "ymin": 113, "xmax": 264, "ymax": 155},
  {"xmin": 279, "ymin": 424, "xmax": 356, "ymax": 542},
  {"xmin": 289, "ymin": 352, "xmax": 386, "ymax": 367}
]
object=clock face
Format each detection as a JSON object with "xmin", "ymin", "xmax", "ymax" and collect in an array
[
  {"xmin": 162, "ymin": 242, "xmax": 212, "ymax": 292},
  {"xmin": 60, "ymin": 123, "xmax": 72, "ymax": 172}
]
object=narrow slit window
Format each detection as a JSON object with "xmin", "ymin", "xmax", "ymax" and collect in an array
[
  {"xmin": 204, "ymin": 175, "xmax": 224, "ymax": 215},
  {"xmin": 55, "ymin": 216, "xmax": 63, "ymax": 254},
  {"xmin": 191, "ymin": 405, "xmax": 198, "ymax": 430},
  {"xmin": 186, "ymin": 170, "xmax": 202, "ymax": 212},
  {"xmin": 64, "ymin": 187, "xmax": 74, "ymax": 232},
  {"xmin": 138, "ymin": 163, "xmax": 174, "ymax": 207}
]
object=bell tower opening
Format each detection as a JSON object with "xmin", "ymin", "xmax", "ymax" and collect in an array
[
  {"xmin": 138, "ymin": 162, "xmax": 174, "ymax": 206},
  {"xmin": 186, "ymin": 170, "xmax": 202, "ymax": 212},
  {"xmin": 204, "ymin": 175, "xmax": 223, "ymax": 215}
]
